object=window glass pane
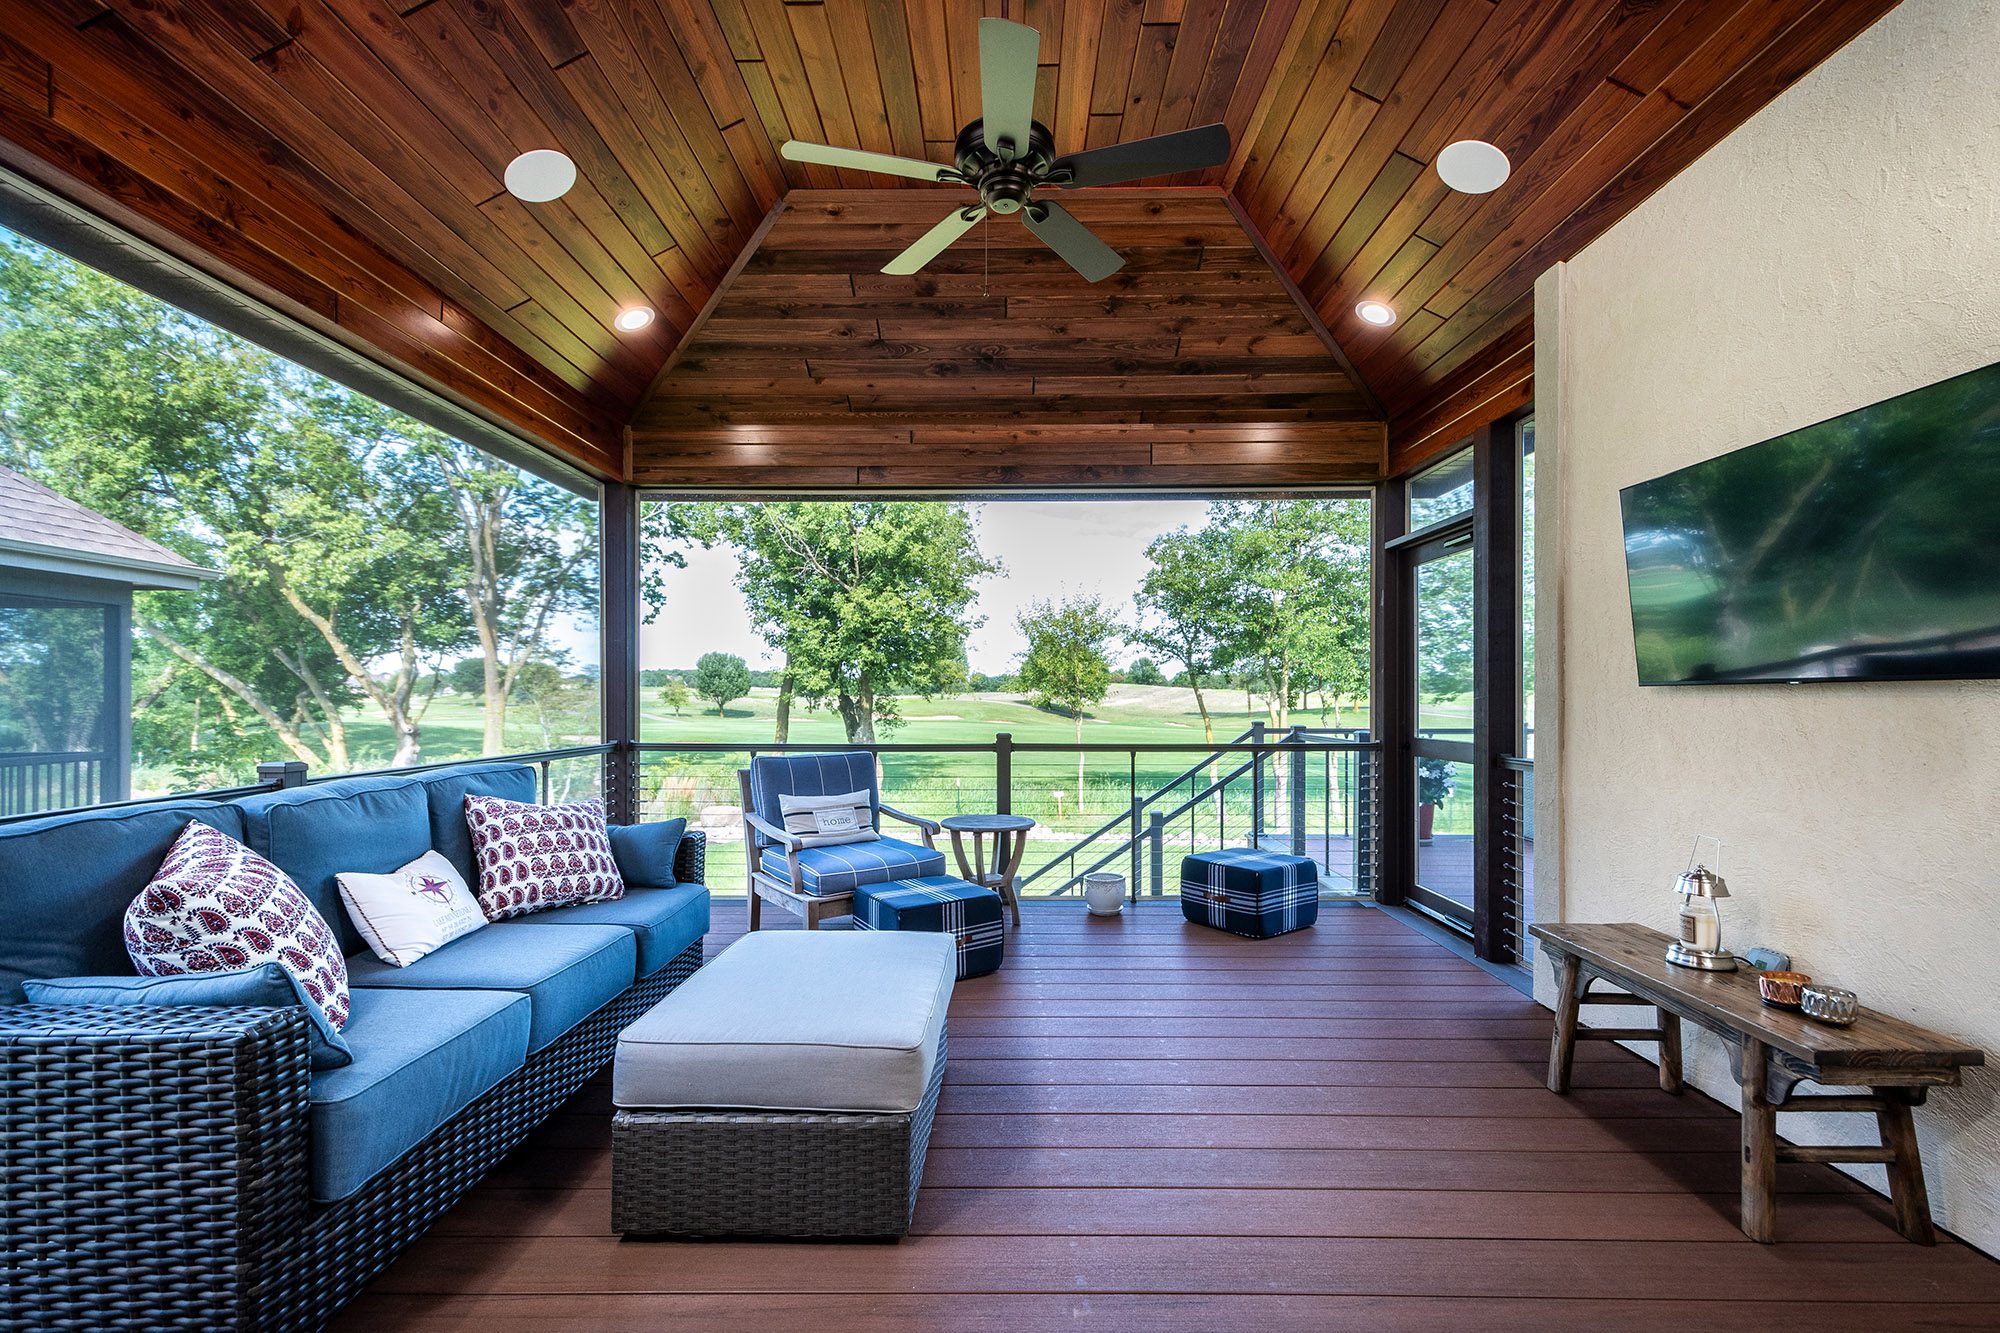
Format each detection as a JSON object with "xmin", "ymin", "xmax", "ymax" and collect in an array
[
  {"xmin": 1520, "ymin": 416, "xmax": 1536, "ymax": 758},
  {"xmin": 1408, "ymin": 449, "xmax": 1475, "ymax": 527},
  {"xmin": 1416, "ymin": 547, "xmax": 1474, "ymax": 742},
  {"xmin": 1416, "ymin": 758, "xmax": 1474, "ymax": 911},
  {"xmin": 1, "ymin": 598, "xmax": 110, "ymax": 814},
  {"xmin": 0, "ymin": 223, "xmax": 598, "ymax": 816}
]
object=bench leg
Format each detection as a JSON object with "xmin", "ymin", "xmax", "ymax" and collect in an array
[
  {"xmin": 1547, "ymin": 951, "xmax": 1582, "ymax": 1094},
  {"xmin": 1658, "ymin": 1009, "xmax": 1685, "ymax": 1094},
  {"xmin": 1875, "ymin": 1091, "xmax": 1936, "ymax": 1244},
  {"xmin": 1740, "ymin": 1037, "xmax": 1778, "ymax": 1243}
]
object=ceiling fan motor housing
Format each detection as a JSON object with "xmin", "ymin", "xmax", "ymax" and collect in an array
[{"xmin": 955, "ymin": 118, "xmax": 1056, "ymax": 215}]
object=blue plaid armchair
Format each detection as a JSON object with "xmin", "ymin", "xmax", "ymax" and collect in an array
[{"xmin": 737, "ymin": 752, "xmax": 946, "ymax": 928}]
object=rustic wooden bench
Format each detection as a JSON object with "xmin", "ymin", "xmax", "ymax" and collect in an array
[{"xmin": 1532, "ymin": 922, "xmax": 1983, "ymax": 1244}]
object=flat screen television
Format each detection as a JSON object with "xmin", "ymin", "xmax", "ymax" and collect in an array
[{"xmin": 1620, "ymin": 359, "xmax": 2000, "ymax": 685}]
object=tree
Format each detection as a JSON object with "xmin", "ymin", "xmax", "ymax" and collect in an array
[
  {"xmin": 1134, "ymin": 524, "xmax": 1236, "ymax": 743},
  {"xmin": 650, "ymin": 502, "xmax": 996, "ymax": 742},
  {"xmin": 448, "ymin": 657, "xmax": 487, "ymax": 695},
  {"xmin": 657, "ymin": 675, "xmax": 690, "ymax": 717},
  {"xmin": 1127, "ymin": 656, "xmax": 1164, "ymax": 685},
  {"xmin": 691, "ymin": 652, "xmax": 751, "ymax": 716},
  {"xmin": 1016, "ymin": 595, "xmax": 1120, "ymax": 812}
]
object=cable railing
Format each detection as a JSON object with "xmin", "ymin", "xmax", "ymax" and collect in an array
[
  {"xmin": 631, "ymin": 730, "xmax": 1382, "ymax": 903},
  {"xmin": 1499, "ymin": 756, "xmax": 1536, "ymax": 967}
]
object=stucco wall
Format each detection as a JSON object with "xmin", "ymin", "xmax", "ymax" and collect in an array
[{"xmin": 1533, "ymin": 0, "xmax": 2000, "ymax": 1252}]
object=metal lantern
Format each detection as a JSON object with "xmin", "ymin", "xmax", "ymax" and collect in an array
[{"xmin": 1666, "ymin": 861, "xmax": 1737, "ymax": 971}]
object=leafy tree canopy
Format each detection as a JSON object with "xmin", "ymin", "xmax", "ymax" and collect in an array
[{"xmin": 690, "ymin": 652, "xmax": 751, "ymax": 716}]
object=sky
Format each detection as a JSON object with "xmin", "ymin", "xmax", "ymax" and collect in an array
[{"xmin": 637, "ymin": 499, "xmax": 1216, "ymax": 674}]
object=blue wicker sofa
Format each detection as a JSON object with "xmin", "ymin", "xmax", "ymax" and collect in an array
[{"xmin": 0, "ymin": 760, "xmax": 709, "ymax": 1331}]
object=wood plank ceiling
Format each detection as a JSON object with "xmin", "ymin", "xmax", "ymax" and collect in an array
[{"xmin": 0, "ymin": 0, "xmax": 1900, "ymax": 482}]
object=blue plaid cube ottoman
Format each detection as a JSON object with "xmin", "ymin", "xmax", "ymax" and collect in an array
[
  {"xmin": 1180, "ymin": 848, "xmax": 1319, "ymax": 938},
  {"xmin": 853, "ymin": 875, "xmax": 1005, "ymax": 979}
]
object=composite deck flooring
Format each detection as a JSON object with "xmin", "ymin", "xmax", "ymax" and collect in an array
[{"xmin": 333, "ymin": 901, "xmax": 2000, "ymax": 1330}]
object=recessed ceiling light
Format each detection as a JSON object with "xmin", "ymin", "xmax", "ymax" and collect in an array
[
  {"xmin": 504, "ymin": 149, "xmax": 576, "ymax": 202},
  {"xmin": 1356, "ymin": 300, "xmax": 1397, "ymax": 327},
  {"xmin": 1437, "ymin": 139, "xmax": 1510, "ymax": 194},
  {"xmin": 613, "ymin": 306, "xmax": 656, "ymax": 333}
]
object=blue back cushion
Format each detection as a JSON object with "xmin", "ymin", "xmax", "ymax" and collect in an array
[
  {"xmin": 747, "ymin": 753, "xmax": 879, "ymax": 847},
  {"xmin": 0, "ymin": 800, "xmax": 243, "ymax": 1002},
  {"xmin": 236, "ymin": 776, "xmax": 433, "ymax": 956},
  {"xmin": 418, "ymin": 762, "xmax": 535, "ymax": 887}
]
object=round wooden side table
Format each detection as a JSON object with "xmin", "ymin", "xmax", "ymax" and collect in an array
[{"xmin": 939, "ymin": 813, "xmax": 1034, "ymax": 927}]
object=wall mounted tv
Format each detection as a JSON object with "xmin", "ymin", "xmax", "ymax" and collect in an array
[{"xmin": 1620, "ymin": 359, "xmax": 2000, "ymax": 685}]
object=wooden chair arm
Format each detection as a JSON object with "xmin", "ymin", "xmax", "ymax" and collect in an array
[
  {"xmin": 743, "ymin": 810, "xmax": 803, "ymax": 849},
  {"xmin": 880, "ymin": 803, "xmax": 941, "ymax": 847}
]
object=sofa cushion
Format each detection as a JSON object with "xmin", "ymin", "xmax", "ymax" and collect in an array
[
  {"xmin": 346, "ymin": 922, "xmax": 634, "ymax": 1053},
  {"xmin": 758, "ymin": 835, "xmax": 946, "ymax": 897},
  {"xmin": 24, "ymin": 963, "xmax": 353, "ymax": 1070},
  {"xmin": 0, "ymin": 800, "xmax": 242, "ymax": 1002},
  {"xmin": 462, "ymin": 794, "xmax": 623, "ymax": 922},
  {"xmin": 309, "ymin": 985, "xmax": 529, "ymax": 1202},
  {"xmin": 746, "ymin": 753, "xmax": 879, "ymax": 847},
  {"xmin": 418, "ymin": 762, "xmax": 536, "ymax": 889},
  {"xmin": 607, "ymin": 818, "xmax": 685, "ymax": 889},
  {"xmin": 235, "ymin": 775, "xmax": 433, "ymax": 956},
  {"xmin": 123, "ymin": 820, "xmax": 350, "ymax": 1031},
  {"xmin": 525, "ymin": 884, "xmax": 709, "ymax": 977},
  {"xmin": 614, "ymin": 931, "xmax": 954, "ymax": 1114}
]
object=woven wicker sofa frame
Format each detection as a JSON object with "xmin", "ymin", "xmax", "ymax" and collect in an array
[
  {"xmin": 611, "ymin": 1028, "xmax": 946, "ymax": 1239},
  {"xmin": 0, "ymin": 832, "xmax": 709, "ymax": 1333}
]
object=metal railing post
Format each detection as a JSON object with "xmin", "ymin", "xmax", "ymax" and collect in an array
[
  {"xmin": 1249, "ymin": 720, "xmax": 1266, "ymax": 849},
  {"xmin": 994, "ymin": 732, "xmax": 1012, "ymax": 815},
  {"xmin": 1129, "ymin": 793, "xmax": 1142, "ymax": 902},
  {"xmin": 1288, "ymin": 726, "xmax": 1307, "ymax": 859},
  {"xmin": 1149, "ymin": 811, "xmax": 1165, "ymax": 897}
]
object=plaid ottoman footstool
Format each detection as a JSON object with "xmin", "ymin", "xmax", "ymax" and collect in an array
[
  {"xmin": 1180, "ymin": 848, "xmax": 1319, "ymax": 938},
  {"xmin": 853, "ymin": 875, "xmax": 1005, "ymax": 979}
]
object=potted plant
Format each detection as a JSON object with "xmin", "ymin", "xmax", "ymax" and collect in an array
[{"xmin": 1417, "ymin": 759, "xmax": 1455, "ymax": 845}]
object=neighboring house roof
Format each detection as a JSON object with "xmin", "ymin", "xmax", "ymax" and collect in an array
[{"xmin": 0, "ymin": 464, "xmax": 220, "ymax": 591}]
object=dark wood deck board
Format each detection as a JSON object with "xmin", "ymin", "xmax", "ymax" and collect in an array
[{"xmin": 332, "ymin": 902, "xmax": 2000, "ymax": 1330}]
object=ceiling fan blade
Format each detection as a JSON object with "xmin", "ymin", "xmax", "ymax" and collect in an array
[
  {"xmin": 1024, "ymin": 201, "xmax": 1124, "ymax": 283},
  {"xmin": 1051, "ymin": 122, "xmax": 1231, "ymax": 188},
  {"xmin": 781, "ymin": 140, "xmax": 955, "ymax": 183},
  {"xmin": 979, "ymin": 18, "xmax": 1041, "ymax": 160},
  {"xmin": 883, "ymin": 207, "xmax": 987, "ymax": 276}
]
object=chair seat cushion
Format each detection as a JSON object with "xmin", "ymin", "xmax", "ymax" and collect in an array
[
  {"xmin": 1180, "ymin": 849, "xmax": 1319, "ymax": 939},
  {"xmin": 853, "ymin": 876, "xmax": 1004, "ymax": 979},
  {"xmin": 346, "ymin": 922, "xmax": 634, "ymax": 1052},
  {"xmin": 757, "ymin": 835, "xmax": 946, "ymax": 897},
  {"xmin": 614, "ymin": 931, "xmax": 954, "ymax": 1114},
  {"xmin": 309, "ymin": 985, "xmax": 530, "ymax": 1202},
  {"xmin": 523, "ymin": 884, "xmax": 710, "ymax": 977}
]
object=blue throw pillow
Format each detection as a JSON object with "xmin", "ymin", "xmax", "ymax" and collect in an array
[
  {"xmin": 23, "ymin": 964, "xmax": 354, "ymax": 1070},
  {"xmin": 607, "ymin": 818, "xmax": 686, "ymax": 889}
]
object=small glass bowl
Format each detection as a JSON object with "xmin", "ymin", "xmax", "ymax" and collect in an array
[
  {"xmin": 1756, "ymin": 970, "xmax": 1812, "ymax": 1008},
  {"xmin": 1800, "ymin": 985, "xmax": 1859, "ymax": 1027}
]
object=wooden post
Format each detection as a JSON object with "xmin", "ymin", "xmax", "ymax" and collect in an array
[
  {"xmin": 1740, "ymin": 1037, "xmax": 1778, "ymax": 1243},
  {"xmin": 1547, "ymin": 950, "xmax": 1582, "ymax": 1093},
  {"xmin": 256, "ymin": 760, "xmax": 308, "ymax": 789},
  {"xmin": 1658, "ymin": 1010, "xmax": 1685, "ymax": 1094},
  {"xmin": 1876, "ymin": 1091, "xmax": 1937, "ymax": 1244},
  {"xmin": 599, "ymin": 481, "xmax": 642, "ymax": 826},
  {"xmin": 1287, "ymin": 726, "xmax": 1307, "ymax": 858}
]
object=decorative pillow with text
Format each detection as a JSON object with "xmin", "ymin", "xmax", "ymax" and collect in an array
[
  {"xmin": 462, "ymin": 794, "xmax": 624, "ymax": 921},
  {"xmin": 337, "ymin": 849, "xmax": 487, "ymax": 967},
  {"xmin": 123, "ymin": 820, "xmax": 350, "ymax": 1031},
  {"xmin": 778, "ymin": 789, "xmax": 880, "ymax": 847}
]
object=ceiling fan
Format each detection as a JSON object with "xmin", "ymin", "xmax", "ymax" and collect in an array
[{"xmin": 780, "ymin": 18, "xmax": 1229, "ymax": 283}]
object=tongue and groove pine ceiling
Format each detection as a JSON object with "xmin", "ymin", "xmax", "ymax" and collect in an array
[{"xmin": 0, "ymin": 0, "xmax": 1897, "ymax": 483}]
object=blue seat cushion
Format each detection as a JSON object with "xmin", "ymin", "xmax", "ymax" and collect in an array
[
  {"xmin": 1180, "ymin": 849, "xmax": 1320, "ymax": 939},
  {"xmin": 308, "ymin": 985, "xmax": 529, "ymax": 1202},
  {"xmin": 747, "ymin": 753, "xmax": 879, "ymax": 848},
  {"xmin": 524, "ymin": 884, "xmax": 709, "ymax": 977},
  {"xmin": 0, "ymin": 800, "xmax": 242, "ymax": 1002},
  {"xmin": 418, "ymin": 762, "xmax": 536, "ymax": 888},
  {"xmin": 345, "ymin": 922, "xmax": 634, "ymax": 1052},
  {"xmin": 235, "ymin": 775, "xmax": 433, "ymax": 956},
  {"xmin": 853, "ymin": 876, "xmax": 1005, "ymax": 980},
  {"xmin": 758, "ymin": 836, "xmax": 946, "ymax": 897},
  {"xmin": 24, "ymin": 963, "xmax": 353, "ymax": 1070},
  {"xmin": 608, "ymin": 818, "xmax": 685, "ymax": 889}
]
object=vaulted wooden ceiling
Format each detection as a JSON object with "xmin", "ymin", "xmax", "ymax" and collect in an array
[{"xmin": 0, "ymin": 0, "xmax": 1899, "ymax": 482}]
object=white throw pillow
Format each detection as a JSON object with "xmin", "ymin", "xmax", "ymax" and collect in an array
[
  {"xmin": 778, "ymin": 789, "xmax": 880, "ymax": 847},
  {"xmin": 336, "ymin": 850, "xmax": 487, "ymax": 967}
]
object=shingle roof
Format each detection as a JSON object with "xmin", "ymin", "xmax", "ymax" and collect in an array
[{"xmin": 0, "ymin": 463, "xmax": 219, "ymax": 589}]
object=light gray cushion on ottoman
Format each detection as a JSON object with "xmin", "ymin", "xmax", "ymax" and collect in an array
[{"xmin": 613, "ymin": 930, "xmax": 954, "ymax": 1114}]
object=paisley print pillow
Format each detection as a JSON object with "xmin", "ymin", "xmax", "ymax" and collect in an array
[
  {"xmin": 123, "ymin": 820, "xmax": 350, "ymax": 1031},
  {"xmin": 462, "ymin": 794, "xmax": 624, "ymax": 922}
]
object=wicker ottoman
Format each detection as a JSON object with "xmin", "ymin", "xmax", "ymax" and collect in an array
[
  {"xmin": 611, "ymin": 930, "xmax": 953, "ymax": 1238},
  {"xmin": 853, "ymin": 875, "xmax": 1005, "ymax": 979},
  {"xmin": 1180, "ymin": 848, "xmax": 1320, "ymax": 938}
]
